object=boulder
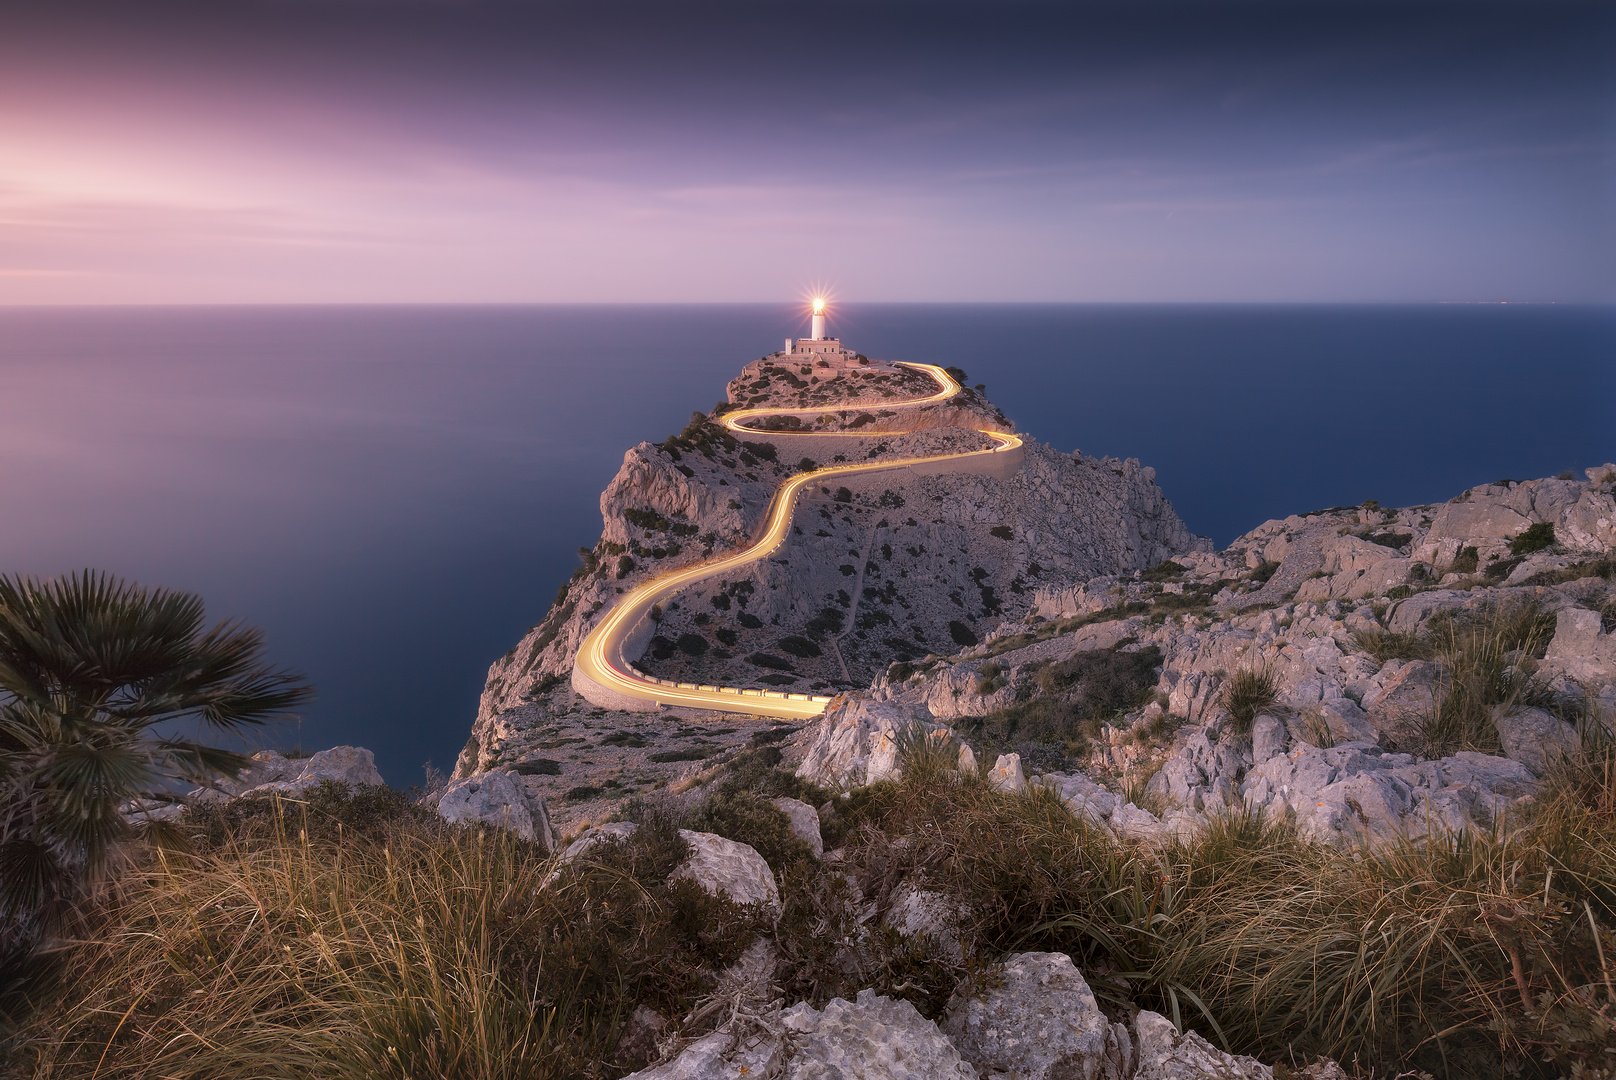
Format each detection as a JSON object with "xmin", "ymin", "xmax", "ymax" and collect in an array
[
  {"xmin": 239, "ymin": 746, "xmax": 385, "ymax": 797},
  {"xmin": 672, "ymin": 830, "xmax": 780, "ymax": 914},
  {"xmin": 1558, "ymin": 483, "xmax": 1616, "ymax": 553},
  {"xmin": 773, "ymin": 797, "xmax": 825, "ymax": 858},
  {"xmin": 942, "ymin": 951, "xmax": 1131, "ymax": 1080},
  {"xmin": 624, "ymin": 990, "xmax": 977, "ymax": 1080},
  {"xmin": 620, "ymin": 1025, "xmax": 783, "ymax": 1080},
  {"xmin": 1361, "ymin": 660, "xmax": 1448, "ymax": 751},
  {"xmin": 1250, "ymin": 715, "xmax": 1289, "ymax": 764},
  {"xmin": 884, "ymin": 881, "xmax": 969, "ymax": 962},
  {"xmin": 1132, "ymin": 1010, "xmax": 1271, "ymax": 1080},
  {"xmin": 1495, "ymin": 707, "xmax": 1579, "ymax": 777},
  {"xmin": 796, "ymin": 698, "xmax": 948, "ymax": 787},
  {"xmin": 558, "ymin": 820, "xmax": 640, "ymax": 863},
  {"xmin": 1242, "ymin": 741, "xmax": 1539, "ymax": 844},
  {"xmin": 779, "ymin": 990, "xmax": 978, "ymax": 1080},
  {"xmin": 989, "ymin": 752, "xmax": 1028, "ymax": 794},
  {"xmin": 438, "ymin": 769, "xmax": 558, "ymax": 851},
  {"xmin": 1542, "ymin": 607, "xmax": 1616, "ymax": 693}
]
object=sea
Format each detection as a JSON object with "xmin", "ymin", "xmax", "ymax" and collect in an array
[{"xmin": 1, "ymin": 304, "xmax": 1611, "ymax": 785}]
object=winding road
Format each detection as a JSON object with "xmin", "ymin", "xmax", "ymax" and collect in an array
[{"xmin": 572, "ymin": 362, "xmax": 1023, "ymax": 719}]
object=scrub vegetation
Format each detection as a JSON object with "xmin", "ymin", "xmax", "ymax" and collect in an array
[{"xmin": 7, "ymin": 731, "xmax": 1616, "ymax": 1079}]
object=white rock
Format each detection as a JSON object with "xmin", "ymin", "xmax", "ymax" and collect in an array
[
  {"xmin": 942, "ymin": 951, "xmax": 1130, "ymax": 1080},
  {"xmin": 558, "ymin": 821, "xmax": 641, "ymax": 864},
  {"xmin": 673, "ymin": 830, "xmax": 780, "ymax": 913},
  {"xmin": 438, "ymin": 769, "xmax": 558, "ymax": 851},
  {"xmin": 1250, "ymin": 715, "xmax": 1289, "ymax": 764},
  {"xmin": 1133, "ymin": 1010, "xmax": 1271, "ymax": 1079},
  {"xmin": 239, "ymin": 746, "xmax": 385, "ymax": 797},
  {"xmin": 620, "ymin": 1026, "xmax": 783, "ymax": 1080},
  {"xmin": 796, "ymin": 698, "xmax": 949, "ymax": 788},
  {"xmin": 773, "ymin": 797, "xmax": 824, "ymax": 858},
  {"xmin": 623, "ymin": 989, "xmax": 977, "ymax": 1080},
  {"xmin": 1542, "ymin": 607, "xmax": 1616, "ymax": 693},
  {"xmin": 958, "ymin": 742, "xmax": 978, "ymax": 774},
  {"xmin": 1495, "ymin": 707, "xmax": 1579, "ymax": 777},
  {"xmin": 989, "ymin": 752, "xmax": 1027, "ymax": 794},
  {"xmin": 781, "ymin": 990, "xmax": 978, "ymax": 1080},
  {"xmin": 884, "ymin": 881, "xmax": 969, "ymax": 962}
]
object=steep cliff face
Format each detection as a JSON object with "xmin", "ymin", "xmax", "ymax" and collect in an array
[{"xmin": 462, "ymin": 353, "xmax": 1206, "ymax": 771}]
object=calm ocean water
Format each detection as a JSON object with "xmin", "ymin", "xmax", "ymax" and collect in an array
[{"xmin": 1, "ymin": 304, "xmax": 1611, "ymax": 783}]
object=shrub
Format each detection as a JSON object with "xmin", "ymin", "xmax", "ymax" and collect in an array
[
  {"xmin": 1249, "ymin": 560, "xmax": 1281, "ymax": 584},
  {"xmin": 684, "ymin": 790, "xmax": 815, "ymax": 872},
  {"xmin": 1509, "ymin": 521, "xmax": 1555, "ymax": 556},
  {"xmin": 1142, "ymin": 560, "xmax": 1188, "ymax": 582},
  {"xmin": 798, "ymin": 457, "xmax": 817, "ymax": 472},
  {"xmin": 1363, "ymin": 530, "xmax": 1412, "ymax": 549},
  {"xmin": 1421, "ymin": 602, "xmax": 1555, "ymax": 756},
  {"xmin": 623, "ymin": 507, "xmax": 671, "ymax": 531},
  {"xmin": 616, "ymin": 555, "xmax": 637, "ymax": 579},
  {"xmin": 647, "ymin": 748, "xmax": 715, "ymax": 763},
  {"xmin": 1033, "ymin": 645, "xmax": 1163, "ymax": 718},
  {"xmin": 745, "ymin": 653, "xmax": 793, "ymax": 671},
  {"xmin": 10, "ymin": 811, "xmax": 762, "ymax": 1078},
  {"xmin": 777, "ymin": 635, "xmax": 821, "ymax": 658},
  {"xmin": 1449, "ymin": 546, "xmax": 1479, "ymax": 574},
  {"xmin": 989, "ymin": 525, "xmax": 1014, "ymax": 541},
  {"xmin": 1351, "ymin": 628, "xmax": 1429, "ymax": 663},
  {"xmin": 1222, "ymin": 666, "xmax": 1279, "ymax": 736},
  {"xmin": 948, "ymin": 620, "xmax": 978, "ymax": 647},
  {"xmin": 675, "ymin": 633, "xmax": 709, "ymax": 656}
]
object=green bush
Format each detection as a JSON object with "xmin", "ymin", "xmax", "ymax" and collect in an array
[
  {"xmin": 1142, "ymin": 560, "xmax": 1188, "ymax": 582},
  {"xmin": 1032, "ymin": 645, "xmax": 1163, "ymax": 716},
  {"xmin": 1509, "ymin": 521, "xmax": 1555, "ymax": 556},
  {"xmin": 684, "ymin": 790, "xmax": 815, "ymax": 872}
]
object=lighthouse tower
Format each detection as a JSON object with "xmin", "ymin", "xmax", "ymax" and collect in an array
[{"xmin": 781, "ymin": 297, "xmax": 863, "ymax": 368}]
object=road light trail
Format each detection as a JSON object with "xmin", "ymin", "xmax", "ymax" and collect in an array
[{"xmin": 572, "ymin": 363, "xmax": 1022, "ymax": 719}]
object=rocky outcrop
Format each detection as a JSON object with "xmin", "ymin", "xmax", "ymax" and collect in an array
[
  {"xmin": 624, "ymin": 989, "xmax": 979, "ymax": 1080},
  {"xmin": 672, "ymin": 830, "xmax": 781, "ymax": 914},
  {"xmin": 942, "ymin": 951, "xmax": 1131, "ymax": 1080},
  {"xmin": 773, "ymin": 796, "xmax": 824, "ymax": 858},
  {"xmin": 841, "ymin": 464, "xmax": 1616, "ymax": 848},
  {"xmin": 437, "ymin": 769, "xmax": 559, "ymax": 851},
  {"xmin": 796, "ymin": 697, "xmax": 949, "ymax": 788},
  {"xmin": 551, "ymin": 822, "xmax": 779, "ymax": 911},
  {"xmin": 1132, "ymin": 1011, "xmax": 1271, "ymax": 1080},
  {"xmin": 210, "ymin": 746, "xmax": 385, "ymax": 799}
]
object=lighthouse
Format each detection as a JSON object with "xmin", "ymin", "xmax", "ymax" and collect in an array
[{"xmin": 781, "ymin": 297, "xmax": 862, "ymax": 367}]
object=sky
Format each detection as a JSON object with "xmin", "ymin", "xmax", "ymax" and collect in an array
[{"xmin": 0, "ymin": 1, "xmax": 1611, "ymax": 304}]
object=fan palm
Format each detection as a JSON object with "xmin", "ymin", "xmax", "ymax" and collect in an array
[{"xmin": 0, "ymin": 570, "xmax": 313, "ymax": 923}]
